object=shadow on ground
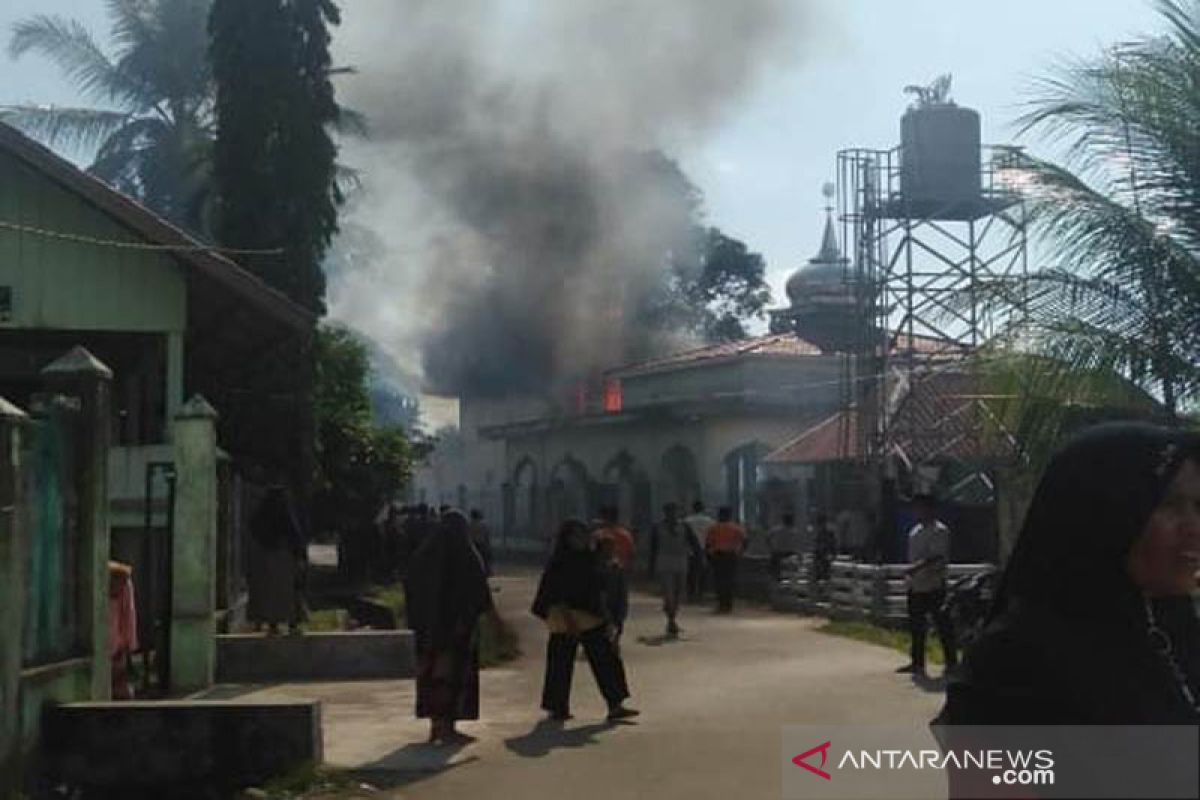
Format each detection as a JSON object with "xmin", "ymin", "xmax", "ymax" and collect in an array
[
  {"xmin": 350, "ymin": 742, "xmax": 480, "ymax": 791},
  {"xmin": 634, "ymin": 634, "xmax": 692, "ymax": 647},
  {"xmin": 911, "ymin": 673, "xmax": 948, "ymax": 694},
  {"xmin": 503, "ymin": 719, "xmax": 619, "ymax": 758}
]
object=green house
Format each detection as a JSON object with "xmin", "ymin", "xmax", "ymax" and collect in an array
[{"xmin": 0, "ymin": 121, "xmax": 313, "ymax": 772}]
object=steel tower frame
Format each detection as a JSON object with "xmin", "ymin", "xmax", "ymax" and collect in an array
[{"xmin": 836, "ymin": 145, "xmax": 1028, "ymax": 502}]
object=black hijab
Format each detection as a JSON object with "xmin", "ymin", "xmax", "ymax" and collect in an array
[
  {"xmin": 940, "ymin": 422, "xmax": 1200, "ymax": 724},
  {"xmin": 405, "ymin": 509, "xmax": 492, "ymax": 648},
  {"xmin": 531, "ymin": 519, "xmax": 607, "ymax": 621}
]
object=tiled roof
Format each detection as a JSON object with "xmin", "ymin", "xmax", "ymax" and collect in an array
[
  {"xmin": 611, "ymin": 334, "xmax": 826, "ymax": 378},
  {"xmin": 764, "ymin": 412, "xmax": 861, "ymax": 464},
  {"xmin": 611, "ymin": 331, "xmax": 963, "ymax": 379}
]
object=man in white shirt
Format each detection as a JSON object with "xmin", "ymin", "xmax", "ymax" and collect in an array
[
  {"xmin": 897, "ymin": 493, "xmax": 958, "ymax": 677},
  {"xmin": 683, "ymin": 501, "xmax": 715, "ymax": 602},
  {"xmin": 766, "ymin": 511, "xmax": 802, "ymax": 580}
]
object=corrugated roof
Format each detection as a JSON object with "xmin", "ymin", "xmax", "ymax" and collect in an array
[{"xmin": 0, "ymin": 122, "xmax": 313, "ymax": 332}]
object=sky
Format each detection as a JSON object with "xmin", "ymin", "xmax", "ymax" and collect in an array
[{"xmin": 0, "ymin": 0, "xmax": 1167, "ymax": 428}]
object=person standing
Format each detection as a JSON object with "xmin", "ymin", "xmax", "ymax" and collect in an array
[
  {"xmin": 936, "ymin": 424, "xmax": 1200, "ymax": 798},
  {"xmin": 532, "ymin": 519, "xmax": 639, "ymax": 722},
  {"xmin": 651, "ymin": 503, "xmax": 693, "ymax": 637},
  {"xmin": 468, "ymin": 509, "xmax": 494, "ymax": 577},
  {"xmin": 766, "ymin": 511, "xmax": 801, "ymax": 581},
  {"xmin": 594, "ymin": 505, "xmax": 636, "ymax": 571},
  {"xmin": 706, "ymin": 507, "xmax": 747, "ymax": 613},
  {"xmin": 811, "ymin": 511, "xmax": 837, "ymax": 583},
  {"xmin": 247, "ymin": 485, "xmax": 307, "ymax": 635},
  {"xmin": 683, "ymin": 501, "xmax": 716, "ymax": 602},
  {"xmin": 406, "ymin": 510, "xmax": 494, "ymax": 745},
  {"xmin": 896, "ymin": 493, "xmax": 957, "ymax": 676}
]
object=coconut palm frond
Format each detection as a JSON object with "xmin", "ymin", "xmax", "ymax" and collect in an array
[
  {"xmin": 8, "ymin": 15, "xmax": 142, "ymax": 107},
  {"xmin": 0, "ymin": 104, "xmax": 136, "ymax": 152}
]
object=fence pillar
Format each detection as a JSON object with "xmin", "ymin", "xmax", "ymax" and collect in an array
[
  {"xmin": 0, "ymin": 397, "xmax": 28, "ymax": 794},
  {"xmin": 170, "ymin": 396, "xmax": 220, "ymax": 694},
  {"xmin": 41, "ymin": 346, "xmax": 113, "ymax": 701}
]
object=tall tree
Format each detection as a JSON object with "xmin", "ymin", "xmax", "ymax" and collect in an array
[
  {"xmin": 3, "ymin": 0, "xmax": 214, "ymax": 232},
  {"xmin": 976, "ymin": 0, "xmax": 1200, "ymax": 458},
  {"xmin": 209, "ymin": 0, "xmax": 344, "ymax": 314}
]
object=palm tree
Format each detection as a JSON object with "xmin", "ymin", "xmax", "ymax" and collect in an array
[
  {"xmin": 978, "ymin": 0, "xmax": 1200, "ymax": 459},
  {"xmin": 3, "ymin": 0, "xmax": 214, "ymax": 233}
]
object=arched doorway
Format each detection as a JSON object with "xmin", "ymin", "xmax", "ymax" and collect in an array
[
  {"xmin": 723, "ymin": 442, "xmax": 770, "ymax": 527},
  {"xmin": 660, "ymin": 444, "xmax": 701, "ymax": 511},
  {"xmin": 547, "ymin": 456, "xmax": 590, "ymax": 528}
]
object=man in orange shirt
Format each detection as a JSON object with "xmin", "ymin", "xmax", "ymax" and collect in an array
[
  {"xmin": 594, "ymin": 505, "xmax": 635, "ymax": 570},
  {"xmin": 705, "ymin": 506, "xmax": 747, "ymax": 613}
]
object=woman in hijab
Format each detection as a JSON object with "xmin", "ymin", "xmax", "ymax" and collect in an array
[
  {"xmin": 406, "ymin": 509, "xmax": 493, "ymax": 745},
  {"xmin": 532, "ymin": 518, "xmax": 639, "ymax": 722},
  {"xmin": 936, "ymin": 423, "xmax": 1199, "ymax": 794},
  {"xmin": 247, "ymin": 485, "xmax": 307, "ymax": 634}
]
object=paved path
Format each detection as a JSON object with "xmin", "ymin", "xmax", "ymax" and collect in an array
[{"xmin": 228, "ymin": 569, "xmax": 946, "ymax": 799}]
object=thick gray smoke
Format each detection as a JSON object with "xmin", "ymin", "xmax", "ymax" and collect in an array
[{"xmin": 329, "ymin": 0, "xmax": 809, "ymax": 399}]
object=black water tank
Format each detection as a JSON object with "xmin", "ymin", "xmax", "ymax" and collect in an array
[{"xmin": 900, "ymin": 104, "xmax": 981, "ymax": 213}]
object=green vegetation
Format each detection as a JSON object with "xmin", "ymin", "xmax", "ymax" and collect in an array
[
  {"xmin": 302, "ymin": 609, "xmax": 343, "ymax": 632},
  {"xmin": 971, "ymin": 0, "xmax": 1200, "ymax": 460},
  {"xmin": 816, "ymin": 619, "xmax": 946, "ymax": 666},
  {"xmin": 3, "ymin": 0, "xmax": 214, "ymax": 233},
  {"xmin": 314, "ymin": 325, "xmax": 416, "ymax": 536},
  {"xmin": 257, "ymin": 762, "xmax": 358, "ymax": 799},
  {"xmin": 364, "ymin": 582, "xmax": 406, "ymax": 624}
]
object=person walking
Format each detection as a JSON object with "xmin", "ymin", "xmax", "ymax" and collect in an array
[
  {"xmin": 896, "ymin": 493, "xmax": 957, "ymax": 677},
  {"xmin": 651, "ymin": 502, "xmax": 694, "ymax": 637},
  {"xmin": 936, "ymin": 424, "xmax": 1200, "ymax": 797},
  {"xmin": 247, "ymin": 485, "xmax": 307, "ymax": 635},
  {"xmin": 706, "ymin": 507, "xmax": 747, "ymax": 613},
  {"xmin": 406, "ymin": 509, "xmax": 494, "ymax": 745},
  {"xmin": 467, "ymin": 509, "xmax": 494, "ymax": 577},
  {"xmin": 594, "ymin": 505, "xmax": 634, "ymax": 638},
  {"xmin": 532, "ymin": 519, "xmax": 639, "ymax": 723},
  {"xmin": 766, "ymin": 511, "xmax": 802, "ymax": 581},
  {"xmin": 683, "ymin": 501, "xmax": 716, "ymax": 602}
]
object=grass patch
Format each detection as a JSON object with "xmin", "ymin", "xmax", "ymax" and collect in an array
[
  {"xmin": 303, "ymin": 609, "xmax": 343, "ymax": 632},
  {"xmin": 365, "ymin": 583, "xmax": 406, "ymax": 624},
  {"xmin": 479, "ymin": 611, "xmax": 521, "ymax": 668},
  {"xmin": 817, "ymin": 619, "xmax": 946, "ymax": 665},
  {"xmin": 257, "ymin": 762, "xmax": 359, "ymax": 798}
]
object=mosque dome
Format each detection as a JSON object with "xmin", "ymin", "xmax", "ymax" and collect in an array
[{"xmin": 785, "ymin": 213, "xmax": 854, "ymax": 307}]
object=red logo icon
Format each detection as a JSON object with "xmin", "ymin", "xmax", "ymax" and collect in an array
[{"xmin": 793, "ymin": 741, "xmax": 833, "ymax": 780}]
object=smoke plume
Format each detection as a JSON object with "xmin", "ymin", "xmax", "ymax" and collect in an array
[{"xmin": 329, "ymin": 0, "xmax": 809, "ymax": 400}]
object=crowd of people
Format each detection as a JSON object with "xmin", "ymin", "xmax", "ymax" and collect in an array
[{"xmin": 242, "ymin": 422, "xmax": 1199, "ymax": 760}]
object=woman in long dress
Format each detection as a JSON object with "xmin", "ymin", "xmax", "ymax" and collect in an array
[
  {"xmin": 406, "ymin": 509, "xmax": 494, "ymax": 744},
  {"xmin": 246, "ymin": 485, "xmax": 306, "ymax": 634}
]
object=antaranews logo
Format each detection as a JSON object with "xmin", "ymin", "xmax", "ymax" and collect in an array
[
  {"xmin": 790, "ymin": 741, "xmax": 1055, "ymax": 786},
  {"xmin": 792, "ymin": 741, "xmax": 832, "ymax": 781}
]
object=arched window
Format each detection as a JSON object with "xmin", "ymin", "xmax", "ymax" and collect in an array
[
  {"xmin": 513, "ymin": 458, "xmax": 537, "ymax": 541},
  {"xmin": 723, "ymin": 443, "xmax": 770, "ymax": 526},
  {"xmin": 548, "ymin": 456, "xmax": 590, "ymax": 526}
]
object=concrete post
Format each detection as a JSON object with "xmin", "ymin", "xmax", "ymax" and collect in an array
[
  {"xmin": 0, "ymin": 397, "xmax": 29, "ymax": 795},
  {"xmin": 41, "ymin": 346, "xmax": 114, "ymax": 701},
  {"xmin": 170, "ymin": 395, "xmax": 219, "ymax": 694}
]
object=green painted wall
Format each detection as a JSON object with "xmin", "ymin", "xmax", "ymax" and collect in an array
[{"xmin": 0, "ymin": 149, "xmax": 186, "ymax": 334}]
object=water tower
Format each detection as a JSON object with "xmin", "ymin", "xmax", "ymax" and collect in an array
[{"xmin": 836, "ymin": 75, "xmax": 1027, "ymax": 516}]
